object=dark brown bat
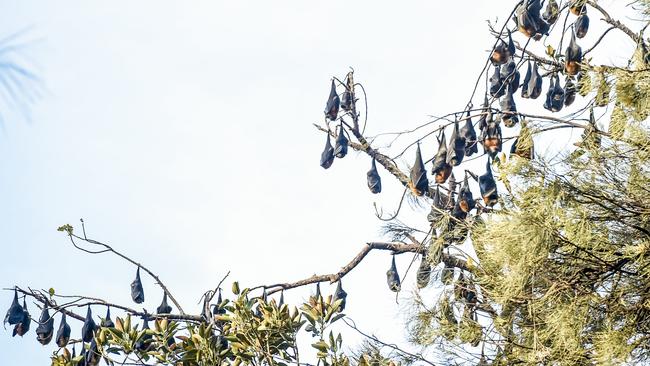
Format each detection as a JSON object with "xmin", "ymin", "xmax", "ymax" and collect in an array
[
  {"xmin": 458, "ymin": 176, "xmax": 476, "ymax": 213},
  {"xmin": 510, "ymin": 136, "xmax": 534, "ymax": 160},
  {"xmin": 55, "ymin": 312, "xmax": 71, "ymax": 347},
  {"xmin": 564, "ymin": 76, "xmax": 577, "ymax": 106},
  {"xmin": 12, "ymin": 298, "xmax": 31, "ymax": 337},
  {"xmin": 4, "ymin": 288, "xmax": 24, "ymax": 325},
  {"xmin": 131, "ymin": 267, "xmax": 145, "ymax": 304},
  {"xmin": 500, "ymin": 89, "xmax": 519, "ymax": 127},
  {"xmin": 410, "ymin": 144, "xmax": 430, "ymax": 195},
  {"xmin": 479, "ymin": 159, "xmax": 498, "ymax": 207},
  {"xmin": 527, "ymin": 62, "xmax": 543, "ymax": 99},
  {"xmin": 333, "ymin": 281, "xmax": 347, "ymax": 311},
  {"xmin": 386, "ymin": 256, "xmax": 401, "ymax": 292},
  {"xmin": 460, "ymin": 110, "xmax": 479, "ymax": 156},
  {"xmin": 575, "ymin": 13, "xmax": 590, "ymax": 38},
  {"xmin": 501, "ymin": 58, "xmax": 520, "ymax": 93},
  {"xmin": 157, "ymin": 292, "xmax": 173, "ymax": 314},
  {"xmin": 324, "ymin": 80, "xmax": 340, "ymax": 121},
  {"xmin": 86, "ymin": 337, "xmax": 101, "ymax": 366},
  {"xmin": 542, "ymin": 0, "xmax": 559, "ymax": 24},
  {"xmin": 432, "ymin": 131, "xmax": 452, "ymax": 184},
  {"xmin": 334, "ymin": 123, "xmax": 348, "ymax": 158},
  {"xmin": 565, "ymin": 30, "xmax": 583, "ymax": 75},
  {"xmin": 570, "ymin": 0, "xmax": 585, "ymax": 15},
  {"xmin": 320, "ymin": 134, "xmax": 335, "ymax": 169},
  {"xmin": 35, "ymin": 303, "xmax": 54, "ymax": 345},
  {"xmin": 447, "ymin": 119, "xmax": 466, "ymax": 166},
  {"xmin": 101, "ymin": 307, "xmax": 115, "ymax": 328},
  {"xmin": 481, "ymin": 116, "xmax": 502, "ymax": 157},
  {"xmin": 366, "ymin": 157, "xmax": 382, "ymax": 194},
  {"xmin": 135, "ymin": 318, "xmax": 153, "ymax": 352},
  {"xmin": 340, "ymin": 90, "xmax": 353, "ymax": 112},
  {"xmin": 489, "ymin": 66, "xmax": 506, "ymax": 98},
  {"xmin": 416, "ymin": 255, "xmax": 431, "ymax": 289},
  {"xmin": 544, "ymin": 74, "xmax": 565, "ymax": 112},
  {"xmin": 81, "ymin": 305, "xmax": 96, "ymax": 343}
]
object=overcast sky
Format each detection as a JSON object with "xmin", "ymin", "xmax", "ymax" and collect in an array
[{"xmin": 0, "ymin": 1, "xmax": 638, "ymax": 364}]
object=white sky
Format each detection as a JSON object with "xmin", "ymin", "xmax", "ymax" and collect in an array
[{"xmin": 0, "ymin": 1, "xmax": 639, "ymax": 364}]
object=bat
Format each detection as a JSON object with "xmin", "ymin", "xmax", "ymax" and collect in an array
[
  {"xmin": 278, "ymin": 291, "xmax": 285, "ymax": 308},
  {"xmin": 4, "ymin": 288, "xmax": 25, "ymax": 325},
  {"xmin": 460, "ymin": 110, "xmax": 478, "ymax": 156},
  {"xmin": 86, "ymin": 337, "xmax": 101, "ymax": 366},
  {"xmin": 481, "ymin": 116, "xmax": 502, "ymax": 157},
  {"xmin": 447, "ymin": 119, "xmax": 466, "ymax": 166},
  {"xmin": 500, "ymin": 89, "xmax": 519, "ymax": 127},
  {"xmin": 333, "ymin": 281, "xmax": 347, "ymax": 311},
  {"xmin": 81, "ymin": 305, "xmax": 96, "ymax": 343},
  {"xmin": 458, "ymin": 176, "xmax": 476, "ymax": 213},
  {"xmin": 427, "ymin": 186, "xmax": 446, "ymax": 223},
  {"xmin": 12, "ymin": 298, "xmax": 31, "ymax": 337},
  {"xmin": 101, "ymin": 307, "xmax": 115, "ymax": 328},
  {"xmin": 564, "ymin": 76, "xmax": 577, "ymax": 106},
  {"xmin": 366, "ymin": 157, "xmax": 382, "ymax": 194},
  {"xmin": 516, "ymin": 0, "xmax": 544, "ymax": 38},
  {"xmin": 521, "ymin": 61, "xmax": 532, "ymax": 98},
  {"xmin": 320, "ymin": 134, "xmax": 335, "ymax": 169},
  {"xmin": 575, "ymin": 13, "xmax": 590, "ymax": 38},
  {"xmin": 510, "ymin": 136, "xmax": 534, "ymax": 159},
  {"xmin": 544, "ymin": 74, "xmax": 565, "ymax": 112},
  {"xmin": 416, "ymin": 255, "xmax": 431, "ymax": 289},
  {"xmin": 491, "ymin": 38, "xmax": 509, "ymax": 65},
  {"xmin": 542, "ymin": 0, "xmax": 559, "ymax": 25},
  {"xmin": 500, "ymin": 58, "xmax": 520, "ymax": 93},
  {"xmin": 340, "ymin": 90, "xmax": 353, "ymax": 112},
  {"xmin": 565, "ymin": 30, "xmax": 583, "ymax": 75},
  {"xmin": 409, "ymin": 144, "xmax": 430, "ymax": 195},
  {"xmin": 334, "ymin": 123, "xmax": 348, "ymax": 158},
  {"xmin": 55, "ymin": 312, "xmax": 71, "ymax": 347},
  {"xmin": 324, "ymin": 80, "xmax": 340, "ymax": 121},
  {"xmin": 570, "ymin": 0, "xmax": 585, "ymax": 15},
  {"xmin": 479, "ymin": 159, "xmax": 498, "ymax": 207},
  {"xmin": 35, "ymin": 303, "xmax": 54, "ymax": 345},
  {"xmin": 527, "ymin": 62, "xmax": 543, "ymax": 99},
  {"xmin": 135, "ymin": 318, "xmax": 153, "ymax": 352},
  {"xmin": 386, "ymin": 256, "xmax": 401, "ymax": 292},
  {"xmin": 131, "ymin": 267, "xmax": 145, "ymax": 304},
  {"xmin": 489, "ymin": 66, "xmax": 506, "ymax": 98},
  {"xmin": 432, "ymin": 131, "xmax": 452, "ymax": 184},
  {"xmin": 477, "ymin": 96, "xmax": 490, "ymax": 131},
  {"xmin": 157, "ymin": 292, "xmax": 173, "ymax": 314}
]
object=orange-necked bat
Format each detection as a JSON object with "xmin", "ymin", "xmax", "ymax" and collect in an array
[
  {"xmin": 565, "ymin": 30, "xmax": 583, "ymax": 75},
  {"xmin": 479, "ymin": 159, "xmax": 498, "ymax": 207},
  {"xmin": 432, "ymin": 131, "xmax": 452, "ymax": 184}
]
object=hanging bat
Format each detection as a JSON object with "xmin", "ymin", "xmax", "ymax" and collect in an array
[
  {"xmin": 320, "ymin": 134, "xmax": 335, "ymax": 169},
  {"xmin": 334, "ymin": 123, "xmax": 348, "ymax": 158},
  {"xmin": 35, "ymin": 303, "xmax": 54, "ymax": 345},
  {"xmin": 575, "ymin": 13, "xmax": 590, "ymax": 38},
  {"xmin": 427, "ymin": 186, "xmax": 447, "ymax": 223},
  {"xmin": 458, "ymin": 176, "xmax": 476, "ymax": 213},
  {"xmin": 278, "ymin": 291, "xmax": 285, "ymax": 308},
  {"xmin": 460, "ymin": 110, "xmax": 478, "ymax": 157},
  {"xmin": 564, "ymin": 76, "xmax": 577, "ymax": 106},
  {"xmin": 500, "ymin": 58, "xmax": 520, "ymax": 93},
  {"xmin": 516, "ymin": 0, "xmax": 544, "ymax": 38},
  {"xmin": 386, "ymin": 256, "xmax": 401, "ymax": 292},
  {"xmin": 431, "ymin": 131, "xmax": 452, "ymax": 184},
  {"xmin": 409, "ymin": 144, "xmax": 430, "ymax": 195},
  {"xmin": 4, "ymin": 288, "xmax": 25, "ymax": 325},
  {"xmin": 101, "ymin": 307, "xmax": 115, "ymax": 328},
  {"xmin": 314, "ymin": 282, "xmax": 322, "ymax": 301},
  {"xmin": 340, "ymin": 90, "xmax": 353, "ymax": 112},
  {"xmin": 489, "ymin": 66, "xmax": 506, "ymax": 98},
  {"xmin": 542, "ymin": 0, "xmax": 559, "ymax": 25},
  {"xmin": 366, "ymin": 157, "xmax": 382, "ymax": 194},
  {"xmin": 544, "ymin": 74, "xmax": 565, "ymax": 112},
  {"xmin": 55, "ymin": 312, "xmax": 71, "ymax": 347},
  {"xmin": 131, "ymin": 267, "xmax": 145, "ymax": 304},
  {"xmin": 510, "ymin": 136, "xmax": 534, "ymax": 160},
  {"xmin": 490, "ymin": 30, "xmax": 515, "ymax": 66},
  {"xmin": 446, "ymin": 119, "xmax": 466, "ymax": 166},
  {"xmin": 12, "ymin": 298, "xmax": 31, "ymax": 337},
  {"xmin": 86, "ymin": 337, "xmax": 101, "ymax": 366},
  {"xmin": 416, "ymin": 255, "xmax": 431, "ymax": 289},
  {"xmin": 521, "ymin": 61, "xmax": 532, "ymax": 98},
  {"xmin": 481, "ymin": 116, "xmax": 502, "ymax": 157},
  {"xmin": 479, "ymin": 159, "xmax": 498, "ymax": 207},
  {"xmin": 135, "ymin": 318, "xmax": 153, "ymax": 352},
  {"xmin": 500, "ymin": 89, "xmax": 519, "ymax": 127},
  {"xmin": 333, "ymin": 280, "xmax": 347, "ymax": 311},
  {"xmin": 527, "ymin": 62, "xmax": 543, "ymax": 99},
  {"xmin": 81, "ymin": 305, "xmax": 96, "ymax": 343},
  {"xmin": 570, "ymin": 0, "xmax": 586, "ymax": 15},
  {"xmin": 157, "ymin": 292, "xmax": 173, "ymax": 314},
  {"xmin": 324, "ymin": 80, "xmax": 340, "ymax": 121},
  {"xmin": 565, "ymin": 30, "xmax": 583, "ymax": 75}
]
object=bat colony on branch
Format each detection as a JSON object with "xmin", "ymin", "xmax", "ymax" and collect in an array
[
  {"xmin": 4, "ymin": 0, "xmax": 604, "ymax": 362},
  {"xmin": 317, "ymin": 0, "xmax": 593, "ymax": 298}
]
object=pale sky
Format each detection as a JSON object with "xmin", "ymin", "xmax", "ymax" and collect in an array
[{"xmin": 0, "ymin": 1, "xmax": 637, "ymax": 364}]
